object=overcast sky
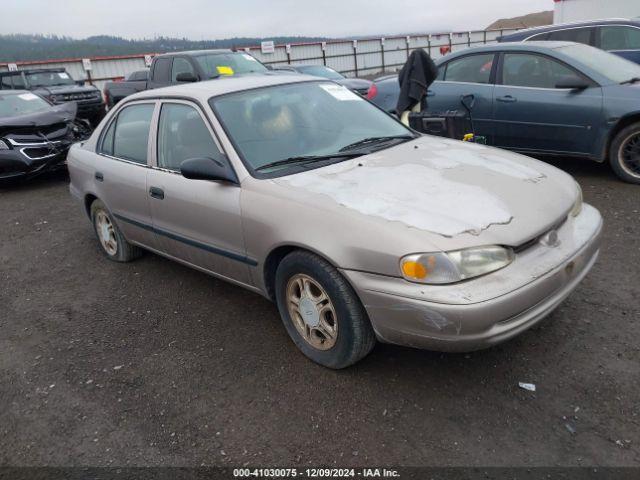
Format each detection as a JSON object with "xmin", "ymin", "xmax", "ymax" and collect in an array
[{"xmin": 0, "ymin": 0, "xmax": 552, "ymax": 39}]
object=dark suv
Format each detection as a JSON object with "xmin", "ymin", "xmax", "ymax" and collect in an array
[
  {"xmin": 499, "ymin": 19, "xmax": 640, "ymax": 65},
  {"xmin": 0, "ymin": 68, "xmax": 105, "ymax": 125}
]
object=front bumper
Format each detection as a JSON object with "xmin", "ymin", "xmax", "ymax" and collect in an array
[
  {"xmin": 341, "ymin": 204, "xmax": 603, "ymax": 352},
  {"xmin": 0, "ymin": 141, "xmax": 71, "ymax": 182}
]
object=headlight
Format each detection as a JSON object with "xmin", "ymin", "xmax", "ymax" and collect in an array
[
  {"xmin": 50, "ymin": 94, "xmax": 63, "ymax": 103},
  {"xmin": 400, "ymin": 246, "xmax": 514, "ymax": 284},
  {"xmin": 571, "ymin": 182, "xmax": 583, "ymax": 217},
  {"xmin": 0, "ymin": 139, "xmax": 9, "ymax": 150}
]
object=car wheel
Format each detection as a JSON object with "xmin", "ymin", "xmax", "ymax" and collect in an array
[
  {"xmin": 610, "ymin": 122, "xmax": 640, "ymax": 184},
  {"xmin": 275, "ymin": 250, "xmax": 376, "ymax": 369},
  {"xmin": 90, "ymin": 199, "xmax": 142, "ymax": 262}
]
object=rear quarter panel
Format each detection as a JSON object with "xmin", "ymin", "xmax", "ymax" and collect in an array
[{"xmin": 67, "ymin": 142, "xmax": 97, "ymax": 214}]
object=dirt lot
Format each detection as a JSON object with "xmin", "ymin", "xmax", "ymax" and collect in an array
[{"xmin": 0, "ymin": 158, "xmax": 638, "ymax": 468}]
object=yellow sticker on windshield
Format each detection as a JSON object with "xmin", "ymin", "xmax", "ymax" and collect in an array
[{"xmin": 217, "ymin": 66, "xmax": 234, "ymax": 75}]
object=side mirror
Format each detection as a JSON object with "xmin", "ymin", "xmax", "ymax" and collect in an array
[
  {"xmin": 180, "ymin": 157, "xmax": 238, "ymax": 184},
  {"xmin": 556, "ymin": 76, "xmax": 590, "ymax": 91},
  {"xmin": 175, "ymin": 72, "xmax": 198, "ymax": 83}
]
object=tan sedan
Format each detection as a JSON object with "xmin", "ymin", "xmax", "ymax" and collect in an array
[{"xmin": 68, "ymin": 74, "xmax": 602, "ymax": 368}]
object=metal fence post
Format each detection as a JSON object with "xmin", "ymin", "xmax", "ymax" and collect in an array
[
  {"xmin": 406, "ymin": 35, "xmax": 411, "ymax": 60},
  {"xmin": 321, "ymin": 42, "xmax": 327, "ymax": 66},
  {"xmin": 380, "ymin": 37, "xmax": 385, "ymax": 73},
  {"xmin": 286, "ymin": 44, "xmax": 291, "ymax": 64},
  {"xmin": 352, "ymin": 40, "xmax": 358, "ymax": 77}
]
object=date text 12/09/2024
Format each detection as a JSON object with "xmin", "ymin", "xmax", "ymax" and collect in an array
[{"xmin": 233, "ymin": 468, "xmax": 401, "ymax": 478}]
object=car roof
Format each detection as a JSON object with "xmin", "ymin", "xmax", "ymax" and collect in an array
[
  {"xmin": 438, "ymin": 40, "xmax": 578, "ymax": 59},
  {"xmin": 127, "ymin": 72, "xmax": 323, "ymax": 102},
  {"xmin": 0, "ymin": 67, "xmax": 65, "ymax": 76},
  {"xmin": 155, "ymin": 49, "xmax": 234, "ymax": 58},
  {"xmin": 500, "ymin": 18, "xmax": 640, "ymax": 40}
]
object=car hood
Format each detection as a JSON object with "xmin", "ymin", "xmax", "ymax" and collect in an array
[
  {"xmin": 336, "ymin": 78, "xmax": 373, "ymax": 90},
  {"xmin": 270, "ymin": 136, "xmax": 578, "ymax": 251},
  {"xmin": 0, "ymin": 102, "xmax": 76, "ymax": 132}
]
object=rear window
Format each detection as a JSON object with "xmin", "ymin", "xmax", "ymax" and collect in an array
[
  {"xmin": 195, "ymin": 52, "xmax": 268, "ymax": 78},
  {"xmin": 152, "ymin": 58, "xmax": 172, "ymax": 83}
]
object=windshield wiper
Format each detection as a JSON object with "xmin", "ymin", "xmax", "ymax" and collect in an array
[
  {"xmin": 621, "ymin": 77, "xmax": 640, "ymax": 85},
  {"xmin": 338, "ymin": 134, "xmax": 416, "ymax": 153},
  {"xmin": 255, "ymin": 152, "xmax": 363, "ymax": 172}
]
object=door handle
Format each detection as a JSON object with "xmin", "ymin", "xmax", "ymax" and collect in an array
[
  {"xmin": 95, "ymin": 171, "xmax": 104, "ymax": 182},
  {"xmin": 149, "ymin": 186, "xmax": 165, "ymax": 200},
  {"xmin": 426, "ymin": 90, "xmax": 435, "ymax": 97},
  {"xmin": 496, "ymin": 95, "xmax": 517, "ymax": 103}
]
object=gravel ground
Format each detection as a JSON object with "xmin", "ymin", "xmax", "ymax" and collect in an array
[{"xmin": 0, "ymin": 157, "xmax": 638, "ymax": 468}]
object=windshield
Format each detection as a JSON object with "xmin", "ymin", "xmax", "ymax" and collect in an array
[
  {"xmin": 195, "ymin": 52, "xmax": 268, "ymax": 78},
  {"xmin": 210, "ymin": 81, "xmax": 412, "ymax": 174},
  {"xmin": 0, "ymin": 92, "xmax": 51, "ymax": 118},
  {"xmin": 297, "ymin": 66, "xmax": 344, "ymax": 80},
  {"xmin": 26, "ymin": 71, "xmax": 75, "ymax": 87},
  {"xmin": 558, "ymin": 44, "xmax": 640, "ymax": 84}
]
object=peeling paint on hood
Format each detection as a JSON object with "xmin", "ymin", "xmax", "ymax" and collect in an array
[
  {"xmin": 275, "ymin": 136, "xmax": 575, "ymax": 240},
  {"xmin": 280, "ymin": 160, "xmax": 515, "ymax": 237}
]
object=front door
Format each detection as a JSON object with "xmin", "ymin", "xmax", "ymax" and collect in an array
[
  {"xmin": 492, "ymin": 52, "xmax": 603, "ymax": 155},
  {"xmin": 146, "ymin": 100, "xmax": 252, "ymax": 285}
]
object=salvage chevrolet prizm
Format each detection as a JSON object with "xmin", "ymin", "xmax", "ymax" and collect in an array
[{"xmin": 67, "ymin": 74, "xmax": 603, "ymax": 368}]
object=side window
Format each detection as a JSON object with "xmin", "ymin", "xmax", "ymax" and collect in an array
[
  {"xmin": 152, "ymin": 58, "xmax": 172, "ymax": 83},
  {"xmin": 599, "ymin": 26, "xmax": 640, "ymax": 51},
  {"xmin": 502, "ymin": 53, "xmax": 582, "ymax": 89},
  {"xmin": 0, "ymin": 76, "xmax": 12, "ymax": 89},
  {"xmin": 435, "ymin": 65, "xmax": 445, "ymax": 81},
  {"xmin": 11, "ymin": 74, "xmax": 25, "ymax": 89},
  {"xmin": 100, "ymin": 120, "xmax": 116, "ymax": 156},
  {"xmin": 100, "ymin": 104, "xmax": 154, "ymax": 164},
  {"xmin": 528, "ymin": 32, "xmax": 550, "ymax": 41},
  {"xmin": 171, "ymin": 58, "xmax": 196, "ymax": 82},
  {"xmin": 444, "ymin": 54, "xmax": 494, "ymax": 84},
  {"xmin": 157, "ymin": 103, "xmax": 223, "ymax": 171},
  {"xmin": 546, "ymin": 27, "xmax": 594, "ymax": 45}
]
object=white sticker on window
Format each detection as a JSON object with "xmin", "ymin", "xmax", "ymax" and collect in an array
[
  {"xmin": 242, "ymin": 53, "xmax": 257, "ymax": 62},
  {"xmin": 319, "ymin": 83, "xmax": 362, "ymax": 101},
  {"xmin": 58, "ymin": 72, "xmax": 70, "ymax": 79},
  {"xmin": 18, "ymin": 93, "xmax": 39, "ymax": 101}
]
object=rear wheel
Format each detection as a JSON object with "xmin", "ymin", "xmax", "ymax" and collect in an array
[
  {"xmin": 609, "ymin": 122, "xmax": 640, "ymax": 184},
  {"xmin": 90, "ymin": 199, "xmax": 142, "ymax": 262},
  {"xmin": 275, "ymin": 250, "xmax": 376, "ymax": 369}
]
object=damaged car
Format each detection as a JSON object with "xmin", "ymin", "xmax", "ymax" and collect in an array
[
  {"xmin": 0, "ymin": 91, "xmax": 89, "ymax": 184},
  {"xmin": 67, "ymin": 75, "xmax": 603, "ymax": 368}
]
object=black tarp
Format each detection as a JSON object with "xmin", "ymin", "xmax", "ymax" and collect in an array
[{"xmin": 396, "ymin": 49, "xmax": 438, "ymax": 114}]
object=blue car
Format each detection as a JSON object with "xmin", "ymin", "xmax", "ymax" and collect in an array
[
  {"xmin": 367, "ymin": 42, "xmax": 640, "ymax": 184},
  {"xmin": 498, "ymin": 19, "xmax": 640, "ymax": 65}
]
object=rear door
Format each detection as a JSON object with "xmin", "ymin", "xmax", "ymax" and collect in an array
[
  {"xmin": 94, "ymin": 101, "xmax": 158, "ymax": 248},
  {"xmin": 146, "ymin": 100, "xmax": 252, "ymax": 285},
  {"xmin": 492, "ymin": 51, "xmax": 603, "ymax": 156},
  {"xmin": 427, "ymin": 53, "xmax": 497, "ymax": 142}
]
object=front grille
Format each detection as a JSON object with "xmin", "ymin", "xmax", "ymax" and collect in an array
[
  {"xmin": 513, "ymin": 216, "xmax": 568, "ymax": 254},
  {"xmin": 59, "ymin": 92, "xmax": 100, "ymax": 102}
]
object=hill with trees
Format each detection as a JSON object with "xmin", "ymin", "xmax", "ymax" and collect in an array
[{"xmin": 0, "ymin": 34, "xmax": 331, "ymax": 62}]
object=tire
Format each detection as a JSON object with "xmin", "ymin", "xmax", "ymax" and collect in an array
[
  {"xmin": 275, "ymin": 250, "xmax": 376, "ymax": 369},
  {"xmin": 609, "ymin": 122, "xmax": 640, "ymax": 184},
  {"xmin": 90, "ymin": 199, "xmax": 142, "ymax": 262}
]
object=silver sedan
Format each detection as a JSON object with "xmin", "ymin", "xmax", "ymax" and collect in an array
[{"xmin": 67, "ymin": 74, "xmax": 602, "ymax": 368}]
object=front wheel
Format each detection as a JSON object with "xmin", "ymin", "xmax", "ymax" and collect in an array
[
  {"xmin": 275, "ymin": 251, "xmax": 376, "ymax": 369},
  {"xmin": 609, "ymin": 122, "xmax": 640, "ymax": 184}
]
